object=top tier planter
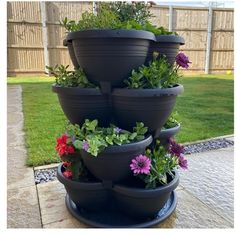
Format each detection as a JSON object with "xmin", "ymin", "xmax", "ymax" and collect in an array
[
  {"xmin": 63, "ymin": 39, "xmax": 79, "ymax": 69},
  {"xmin": 66, "ymin": 29, "xmax": 156, "ymax": 91},
  {"xmin": 147, "ymin": 35, "xmax": 185, "ymax": 65}
]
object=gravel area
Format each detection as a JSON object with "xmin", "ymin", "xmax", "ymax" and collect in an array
[
  {"xmin": 34, "ymin": 168, "xmax": 58, "ymax": 184},
  {"xmin": 184, "ymin": 138, "xmax": 234, "ymax": 154},
  {"xmin": 34, "ymin": 137, "xmax": 234, "ymax": 184}
]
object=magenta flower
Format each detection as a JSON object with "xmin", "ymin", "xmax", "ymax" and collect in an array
[
  {"xmin": 176, "ymin": 53, "xmax": 191, "ymax": 69},
  {"xmin": 130, "ymin": 155, "xmax": 151, "ymax": 175},
  {"xmin": 169, "ymin": 138, "xmax": 185, "ymax": 157},
  {"xmin": 82, "ymin": 141, "xmax": 90, "ymax": 151},
  {"xmin": 178, "ymin": 154, "xmax": 188, "ymax": 170}
]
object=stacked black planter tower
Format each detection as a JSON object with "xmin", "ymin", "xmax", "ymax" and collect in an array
[{"xmin": 54, "ymin": 29, "xmax": 184, "ymax": 228}]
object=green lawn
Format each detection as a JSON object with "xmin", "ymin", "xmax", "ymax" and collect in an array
[{"xmin": 7, "ymin": 74, "xmax": 234, "ymax": 166}]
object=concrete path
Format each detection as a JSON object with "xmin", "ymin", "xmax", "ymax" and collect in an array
[
  {"xmin": 7, "ymin": 85, "xmax": 42, "ymax": 228},
  {"xmin": 7, "ymin": 85, "xmax": 234, "ymax": 228}
]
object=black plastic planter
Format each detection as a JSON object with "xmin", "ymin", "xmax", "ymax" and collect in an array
[
  {"xmin": 66, "ymin": 29, "xmax": 156, "ymax": 89},
  {"xmin": 52, "ymin": 85, "xmax": 111, "ymax": 126},
  {"xmin": 80, "ymin": 135, "xmax": 153, "ymax": 183},
  {"xmin": 157, "ymin": 124, "xmax": 181, "ymax": 146},
  {"xmin": 147, "ymin": 35, "xmax": 185, "ymax": 65},
  {"xmin": 113, "ymin": 171, "xmax": 179, "ymax": 219},
  {"xmin": 57, "ymin": 164, "xmax": 110, "ymax": 211},
  {"xmin": 63, "ymin": 39, "xmax": 79, "ymax": 69},
  {"xmin": 112, "ymin": 84, "xmax": 184, "ymax": 137}
]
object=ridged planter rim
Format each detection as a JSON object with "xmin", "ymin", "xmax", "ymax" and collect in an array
[
  {"xmin": 81, "ymin": 135, "xmax": 153, "ymax": 155},
  {"xmin": 113, "ymin": 170, "xmax": 179, "ymax": 197},
  {"xmin": 52, "ymin": 84, "xmax": 101, "ymax": 96},
  {"xmin": 112, "ymin": 84, "xmax": 184, "ymax": 97},
  {"xmin": 161, "ymin": 123, "xmax": 181, "ymax": 134},
  {"xmin": 57, "ymin": 163, "xmax": 104, "ymax": 190},
  {"xmin": 66, "ymin": 29, "xmax": 156, "ymax": 41},
  {"xmin": 155, "ymin": 35, "xmax": 185, "ymax": 45}
]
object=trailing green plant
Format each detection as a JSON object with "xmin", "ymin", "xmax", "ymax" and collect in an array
[
  {"xmin": 125, "ymin": 53, "xmax": 181, "ymax": 89},
  {"xmin": 46, "ymin": 64, "xmax": 96, "ymax": 88},
  {"xmin": 64, "ymin": 119, "xmax": 148, "ymax": 157}
]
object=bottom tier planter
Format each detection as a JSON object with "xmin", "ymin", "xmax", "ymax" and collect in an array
[
  {"xmin": 65, "ymin": 191, "xmax": 177, "ymax": 228},
  {"xmin": 113, "ymin": 171, "xmax": 179, "ymax": 219},
  {"xmin": 57, "ymin": 164, "xmax": 110, "ymax": 211}
]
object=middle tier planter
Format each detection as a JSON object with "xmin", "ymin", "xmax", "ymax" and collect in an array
[
  {"xmin": 66, "ymin": 29, "xmax": 156, "ymax": 89},
  {"xmin": 52, "ymin": 85, "xmax": 111, "ymax": 126},
  {"xmin": 80, "ymin": 135, "xmax": 153, "ymax": 182},
  {"xmin": 112, "ymin": 84, "xmax": 184, "ymax": 137}
]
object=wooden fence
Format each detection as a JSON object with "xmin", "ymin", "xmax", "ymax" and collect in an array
[{"xmin": 7, "ymin": 1, "xmax": 234, "ymax": 76}]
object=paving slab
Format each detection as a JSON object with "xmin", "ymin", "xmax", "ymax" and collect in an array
[
  {"xmin": 37, "ymin": 180, "xmax": 85, "ymax": 226},
  {"xmin": 7, "ymin": 186, "xmax": 42, "ymax": 228},
  {"xmin": 156, "ymin": 189, "xmax": 233, "ymax": 228},
  {"xmin": 179, "ymin": 147, "xmax": 234, "ymax": 224},
  {"xmin": 7, "ymin": 85, "xmax": 42, "ymax": 228}
]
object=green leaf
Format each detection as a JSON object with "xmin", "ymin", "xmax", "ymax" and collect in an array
[{"xmin": 73, "ymin": 140, "xmax": 83, "ymax": 149}]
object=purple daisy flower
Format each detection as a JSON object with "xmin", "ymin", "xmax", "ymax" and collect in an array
[
  {"xmin": 178, "ymin": 154, "xmax": 188, "ymax": 170},
  {"xmin": 176, "ymin": 52, "xmax": 191, "ymax": 69},
  {"xmin": 114, "ymin": 127, "xmax": 122, "ymax": 134},
  {"xmin": 82, "ymin": 141, "xmax": 90, "ymax": 152},
  {"xmin": 169, "ymin": 138, "xmax": 185, "ymax": 157},
  {"xmin": 130, "ymin": 155, "xmax": 151, "ymax": 175}
]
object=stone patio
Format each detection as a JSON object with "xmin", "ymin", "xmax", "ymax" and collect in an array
[{"xmin": 7, "ymin": 85, "xmax": 234, "ymax": 228}]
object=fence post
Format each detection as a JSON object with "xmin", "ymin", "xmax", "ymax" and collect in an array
[
  {"xmin": 40, "ymin": 1, "xmax": 50, "ymax": 75},
  {"xmin": 168, "ymin": 5, "xmax": 173, "ymax": 32},
  {"xmin": 92, "ymin": 2, "xmax": 97, "ymax": 15},
  {"xmin": 205, "ymin": 3, "xmax": 213, "ymax": 74}
]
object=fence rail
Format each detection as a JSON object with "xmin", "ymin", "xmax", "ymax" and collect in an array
[{"xmin": 7, "ymin": 2, "xmax": 234, "ymax": 76}]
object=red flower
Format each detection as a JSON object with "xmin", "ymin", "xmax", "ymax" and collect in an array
[
  {"xmin": 55, "ymin": 134, "xmax": 75, "ymax": 156},
  {"xmin": 57, "ymin": 134, "xmax": 67, "ymax": 145},
  {"xmin": 63, "ymin": 170, "xmax": 73, "ymax": 179}
]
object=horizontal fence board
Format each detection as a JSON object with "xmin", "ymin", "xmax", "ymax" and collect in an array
[
  {"xmin": 8, "ymin": 48, "xmax": 45, "ymax": 71},
  {"xmin": 7, "ymin": 23, "xmax": 43, "ymax": 46}
]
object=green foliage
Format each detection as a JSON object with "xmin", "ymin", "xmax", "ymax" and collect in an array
[
  {"xmin": 142, "ymin": 21, "xmax": 175, "ymax": 35},
  {"xmin": 125, "ymin": 55, "xmax": 181, "ymax": 89},
  {"xmin": 100, "ymin": 1, "xmax": 152, "ymax": 25},
  {"xmin": 60, "ymin": 2, "xmax": 174, "ymax": 35},
  {"xmin": 60, "ymin": 9, "xmax": 120, "ymax": 31},
  {"xmin": 65, "ymin": 119, "xmax": 148, "ymax": 157},
  {"xmin": 163, "ymin": 112, "xmax": 180, "ymax": 129},
  {"xmin": 46, "ymin": 64, "xmax": 96, "ymax": 88},
  {"xmin": 140, "ymin": 143, "xmax": 179, "ymax": 188}
]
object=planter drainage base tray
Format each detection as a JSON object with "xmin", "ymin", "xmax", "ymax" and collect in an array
[{"xmin": 65, "ymin": 191, "xmax": 177, "ymax": 228}]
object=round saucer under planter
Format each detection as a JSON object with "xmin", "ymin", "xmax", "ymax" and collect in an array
[
  {"xmin": 63, "ymin": 39, "xmax": 79, "ymax": 69},
  {"xmin": 66, "ymin": 29, "xmax": 156, "ymax": 89},
  {"xmin": 112, "ymin": 84, "xmax": 184, "ymax": 137},
  {"xmin": 57, "ymin": 164, "xmax": 110, "ymax": 211},
  {"xmin": 147, "ymin": 35, "xmax": 185, "ymax": 65},
  {"xmin": 156, "ymin": 123, "xmax": 181, "ymax": 146},
  {"xmin": 113, "ymin": 171, "xmax": 179, "ymax": 219},
  {"xmin": 80, "ymin": 135, "xmax": 153, "ymax": 182},
  {"xmin": 52, "ymin": 85, "xmax": 111, "ymax": 126}
]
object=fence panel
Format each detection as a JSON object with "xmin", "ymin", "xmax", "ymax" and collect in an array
[{"xmin": 7, "ymin": 2, "xmax": 234, "ymax": 76}]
